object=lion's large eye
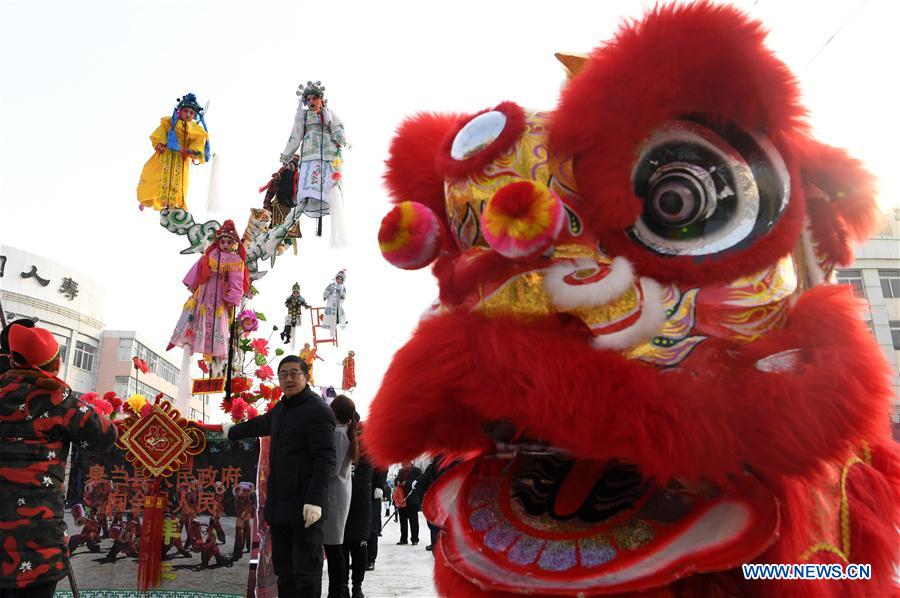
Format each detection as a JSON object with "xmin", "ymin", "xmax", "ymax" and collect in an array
[{"xmin": 629, "ymin": 121, "xmax": 789, "ymax": 256}]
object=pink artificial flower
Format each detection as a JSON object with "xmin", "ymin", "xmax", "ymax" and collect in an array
[
  {"xmin": 255, "ymin": 365, "xmax": 275, "ymax": 381},
  {"xmin": 238, "ymin": 309, "xmax": 259, "ymax": 334},
  {"xmin": 230, "ymin": 398, "xmax": 249, "ymax": 422},
  {"xmin": 250, "ymin": 338, "xmax": 269, "ymax": 356},
  {"xmin": 246, "ymin": 405, "xmax": 259, "ymax": 419}
]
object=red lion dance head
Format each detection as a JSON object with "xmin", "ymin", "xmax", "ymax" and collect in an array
[{"xmin": 367, "ymin": 4, "xmax": 899, "ymax": 596}]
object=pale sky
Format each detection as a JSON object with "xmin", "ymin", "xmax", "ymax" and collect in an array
[{"xmin": 2, "ymin": 0, "xmax": 898, "ymax": 419}]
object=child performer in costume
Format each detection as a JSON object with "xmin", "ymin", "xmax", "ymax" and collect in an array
[
  {"xmin": 168, "ymin": 221, "xmax": 250, "ymax": 360},
  {"xmin": 137, "ymin": 93, "xmax": 210, "ymax": 211},
  {"xmin": 280, "ymin": 282, "xmax": 311, "ymax": 345},
  {"xmin": 321, "ymin": 270, "xmax": 348, "ymax": 335},
  {"xmin": 342, "ymin": 350, "xmax": 356, "ymax": 391},
  {"xmin": 279, "ymin": 81, "xmax": 347, "ymax": 244},
  {"xmin": 299, "ymin": 342, "xmax": 324, "ymax": 385}
]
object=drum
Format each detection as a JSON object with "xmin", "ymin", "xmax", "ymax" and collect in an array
[{"xmin": 109, "ymin": 525, "xmax": 122, "ymax": 540}]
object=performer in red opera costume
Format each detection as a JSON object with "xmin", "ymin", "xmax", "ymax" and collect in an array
[
  {"xmin": 342, "ymin": 351, "xmax": 356, "ymax": 391},
  {"xmin": 365, "ymin": 4, "xmax": 900, "ymax": 597}
]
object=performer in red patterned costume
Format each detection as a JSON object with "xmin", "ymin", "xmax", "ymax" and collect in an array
[
  {"xmin": 366, "ymin": 4, "xmax": 900, "ymax": 596},
  {"xmin": 0, "ymin": 324, "xmax": 117, "ymax": 595}
]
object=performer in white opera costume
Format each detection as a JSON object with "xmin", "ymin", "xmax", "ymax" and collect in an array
[{"xmin": 279, "ymin": 80, "xmax": 348, "ymax": 246}]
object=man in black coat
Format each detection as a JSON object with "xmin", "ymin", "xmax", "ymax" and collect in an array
[
  {"xmin": 366, "ymin": 466, "xmax": 387, "ymax": 570},
  {"xmin": 342, "ymin": 424, "xmax": 372, "ymax": 598},
  {"xmin": 224, "ymin": 355, "xmax": 336, "ymax": 598},
  {"xmin": 394, "ymin": 461, "xmax": 422, "ymax": 545}
]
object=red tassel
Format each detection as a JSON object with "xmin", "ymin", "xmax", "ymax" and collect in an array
[{"xmin": 137, "ymin": 480, "xmax": 166, "ymax": 590}]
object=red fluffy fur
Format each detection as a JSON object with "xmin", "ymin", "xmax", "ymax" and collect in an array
[
  {"xmin": 384, "ymin": 112, "xmax": 461, "ymax": 252},
  {"xmin": 435, "ymin": 101, "xmax": 527, "ymax": 180},
  {"xmin": 548, "ymin": 2, "xmax": 809, "ymax": 285},
  {"xmin": 366, "ymin": 286, "xmax": 892, "ymax": 481},
  {"xmin": 794, "ymin": 138, "xmax": 881, "ymax": 265}
]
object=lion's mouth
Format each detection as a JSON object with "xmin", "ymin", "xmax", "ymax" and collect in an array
[{"xmin": 425, "ymin": 452, "xmax": 779, "ymax": 595}]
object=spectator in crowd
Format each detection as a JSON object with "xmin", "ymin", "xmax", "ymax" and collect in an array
[
  {"xmin": 416, "ymin": 454, "xmax": 460, "ymax": 552},
  {"xmin": 223, "ymin": 355, "xmax": 335, "ymax": 598},
  {"xmin": 366, "ymin": 465, "xmax": 388, "ymax": 571},
  {"xmin": 0, "ymin": 323, "xmax": 117, "ymax": 597},
  {"xmin": 393, "ymin": 461, "xmax": 422, "ymax": 545},
  {"xmin": 323, "ymin": 395, "xmax": 357, "ymax": 598},
  {"xmin": 342, "ymin": 417, "xmax": 372, "ymax": 598}
]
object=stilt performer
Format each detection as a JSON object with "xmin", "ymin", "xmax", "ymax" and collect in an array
[
  {"xmin": 137, "ymin": 93, "xmax": 210, "ymax": 211},
  {"xmin": 279, "ymin": 80, "xmax": 347, "ymax": 246}
]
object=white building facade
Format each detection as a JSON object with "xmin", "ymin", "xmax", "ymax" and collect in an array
[
  {"xmin": 1, "ymin": 245, "xmax": 105, "ymax": 396},
  {"xmin": 835, "ymin": 208, "xmax": 900, "ymax": 423}
]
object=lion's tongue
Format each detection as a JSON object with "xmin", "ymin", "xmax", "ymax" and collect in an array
[{"xmin": 555, "ymin": 460, "xmax": 607, "ymax": 517}]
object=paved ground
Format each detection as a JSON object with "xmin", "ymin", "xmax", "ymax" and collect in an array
[
  {"xmin": 341, "ymin": 510, "xmax": 437, "ymax": 597},
  {"xmin": 57, "ymin": 513, "xmax": 252, "ymax": 595},
  {"xmin": 55, "ymin": 511, "xmax": 439, "ymax": 597}
]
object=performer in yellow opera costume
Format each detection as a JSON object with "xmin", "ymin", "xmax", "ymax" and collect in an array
[{"xmin": 137, "ymin": 93, "xmax": 209, "ymax": 211}]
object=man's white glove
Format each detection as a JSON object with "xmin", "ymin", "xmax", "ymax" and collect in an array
[
  {"xmin": 374, "ymin": 488, "xmax": 383, "ymax": 500},
  {"xmin": 221, "ymin": 420, "xmax": 234, "ymax": 439},
  {"xmin": 411, "ymin": 480, "xmax": 418, "ymax": 490},
  {"xmin": 303, "ymin": 504, "xmax": 322, "ymax": 528}
]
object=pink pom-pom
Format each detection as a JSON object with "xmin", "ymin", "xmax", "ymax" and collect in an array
[
  {"xmin": 481, "ymin": 181, "xmax": 564, "ymax": 258},
  {"xmin": 247, "ymin": 405, "xmax": 259, "ymax": 419},
  {"xmin": 378, "ymin": 201, "xmax": 443, "ymax": 270}
]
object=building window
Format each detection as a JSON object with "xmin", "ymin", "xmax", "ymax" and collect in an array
[
  {"xmin": 53, "ymin": 334, "xmax": 69, "ymax": 364},
  {"xmin": 117, "ymin": 338, "xmax": 134, "ymax": 362},
  {"xmin": 129, "ymin": 340, "xmax": 180, "ymax": 384},
  {"xmin": 890, "ymin": 321, "xmax": 900, "ymax": 350},
  {"xmin": 879, "ymin": 269, "xmax": 900, "ymax": 299},
  {"xmin": 836, "ymin": 269, "xmax": 866, "ymax": 299},
  {"xmin": 73, "ymin": 341, "xmax": 96, "ymax": 372}
]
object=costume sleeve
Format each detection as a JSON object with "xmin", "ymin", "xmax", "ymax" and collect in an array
[
  {"xmin": 285, "ymin": 297, "xmax": 292, "ymax": 308},
  {"xmin": 280, "ymin": 105, "xmax": 306, "ymax": 163},
  {"xmin": 64, "ymin": 397, "xmax": 118, "ymax": 451},
  {"xmin": 329, "ymin": 111, "xmax": 347, "ymax": 146},
  {"xmin": 188, "ymin": 121, "xmax": 209, "ymax": 164},
  {"xmin": 301, "ymin": 296, "xmax": 311, "ymax": 308},
  {"xmin": 304, "ymin": 403, "xmax": 337, "ymax": 507},
  {"xmin": 340, "ymin": 286, "xmax": 346, "ymax": 300},
  {"xmin": 150, "ymin": 118, "xmax": 169, "ymax": 147},
  {"xmin": 229, "ymin": 409, "xmax": 274, "ymax": 440},
  {"xmin": 223, "ymin": 264, "xmax": 246, "ymax": 306},
  {"xmin": 183, "ymin": 258, "xmax": 203, "ymax": 292}
]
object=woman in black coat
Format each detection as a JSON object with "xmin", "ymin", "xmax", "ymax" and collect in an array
[{"xmin": 342, "ymin": 418, "xmax": 373, "ymax": 598}]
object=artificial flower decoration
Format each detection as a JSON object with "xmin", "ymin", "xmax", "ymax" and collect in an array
[
  {"xmin": 132, "ymin": 356, "xmax": 150, "ymax": 374},
  {"xmin": 258, "ymin": 384, "xmax": 276, "ymax": 400},
  {"xmin": 246, "ymin": 405, "xmax": 259, "ymax": 419},
  {"xmin": 103, "ymin": 391, "xmax": 123, "ymax": 412},
  {"xmin": 237, "ymin": 309, "xmax": 259, "ymax": 334},
  {"xmin": 84, "ymin": 395, "xmax": 113, "ymax": 418},
  {"xmin": 139, "ymin": 403, "xmax": 153, "ymax": 418},
  {"xmin": 255, "ymin": 365, "xmax": 275, "ymax": 381},
  {"xmin": 230, "ymin": 398, "xmax": 249, "ymax": 422},
  {"xmin": 250, "ymin": 338, "xmax": 270, "ymax": 356},
  {"xmin": 220, "ymin": 397, "xmax": 233, "ymax": 414},
  {"xmin": 231, "ymin": 377, "xmax": 252, "ymax": 393},
  {"xmin": 126, "ymin": 394, "xmax": 147, "ymax": 416}
]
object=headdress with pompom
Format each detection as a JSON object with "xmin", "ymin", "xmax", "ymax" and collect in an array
[{"xmin": 297, "ymin": 80, "xmax": 326, "ymax": 105}]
